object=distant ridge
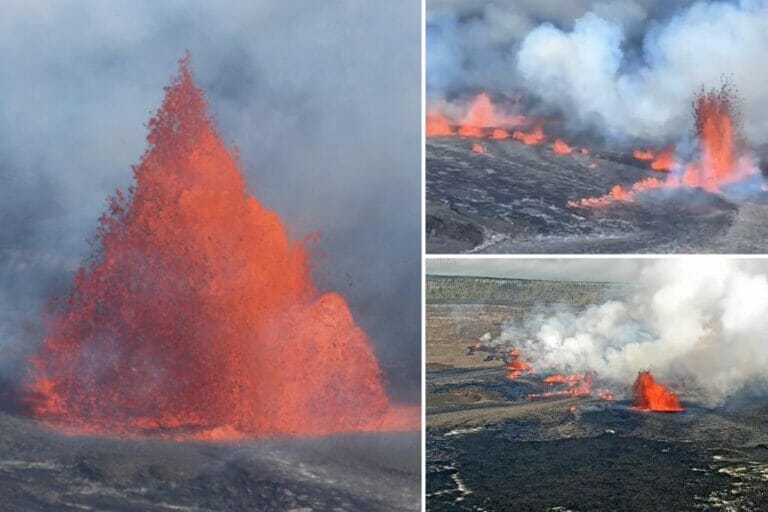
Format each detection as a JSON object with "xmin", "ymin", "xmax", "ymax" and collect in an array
[{"xmin": 426, "ymin": 274, "xmax": 629, "ymax": 306}]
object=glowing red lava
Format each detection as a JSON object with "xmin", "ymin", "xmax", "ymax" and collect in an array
[
  {"xmin": 24, "ymin": 55, "xmax": 417, "ymax": 439},
  {"xmin": 426, "ymin": 108, "xmax": 454, "ymax": 137},
  {"xmin": 512, "ymin": 122, "xmax": 545, "ymax": 146},
  {"xmin": 506, "ymin": 350, "xmax": 534, "ymax": 379},
  {"xmin": 632, "ymin": 371, "xmax": 683, "ymax": 412},
  {"xmin": 529, "ymin": 373, "xmax": 592, "ymax": 398},
  {"xmin": 552, "ymin": 139, "xmax": 573, "ymax": 154}
]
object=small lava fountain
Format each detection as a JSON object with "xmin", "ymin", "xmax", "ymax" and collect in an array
[{"xmin": 632, "ymin": 371, "xmax": 683, "ymax": 412}]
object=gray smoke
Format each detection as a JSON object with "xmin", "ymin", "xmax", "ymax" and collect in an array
[
  {"xmin": 0, "ymin": 1, "xmax": 420, "ymax": 402},
  {"xmin": 495, "ymin": 258, "xmax": 768, "ymax": 405}
]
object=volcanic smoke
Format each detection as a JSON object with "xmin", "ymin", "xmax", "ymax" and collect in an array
[
  {"xmin": 24, "ymin": 56, "xmax": 417, "ymax": 439},
  {"xmin": 632, "ymin": 371, "xmax": 683, "ymax": 412}
]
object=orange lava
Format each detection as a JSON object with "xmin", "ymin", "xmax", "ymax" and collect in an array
[
  {"xmin": 491, "ymin": 128, "xmax": 509, "ymax": 140},
  {"xmin": 596, "ymin": 389, "xmax": 613, "ymax": 401},
  {"xmin": 632, "ymin": 371, "xmax": 683, "ymax": 412},
  {"xmin": 568, "ymin": 177, "xmax": 665, "ymax": 208},
  {"xmin": 513, "ymin": 122, "xmax": 544, "ymax": 145},
  {"xmin": 633, "ymin": 149, "xmax": 654, "ymax": 161},
  {"xmin": 529, "ymin": 373, "xmax": 592, "ymax": 398},
  {"xmin": 458, "ymin": 124, "xmax": 483, "ymax": 138},
  {"xmin": 426, "ymin": 109, "xmax": 454, "ymax": 137},
  {"xmin": 506, "ymin": 350, "xmax": 534, "ymax": 379},
  {"xmin": 552, "ymin": 139, "xmax": 572, "ymax": 154},
  {"xmin": 681, "ymin": 85, "xmax": 748, "ymax": 191},
  {"xmin": 650, "ymin": 146, "xmax": 675, "ymax": 172},
  {"xmin": 24, "ymin": 55, "xmax": 417, "ymax": 439},
  {"xmin": 458, "ymin": 93, "xmax": 524, "ymax": 133},
  {"xmin": 472, "ymin": 143, "xmax": 486, "ymax": 154}
]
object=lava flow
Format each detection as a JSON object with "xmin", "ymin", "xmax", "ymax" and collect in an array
[
  {"xmin": 552, "ymin": 139, "xmax": 572, "ymax": 154},
  {"xmin": 528, "ymin": 373, "xmax": 592, "ymax": 398},
  {"xmin": 632, "ymin": 146, "xmax": 674, "ymax": 172},
  {"xmin": 632, "ymin": 371, "xmax": 683, "ymax": 412},
  {"xmin": 24, "ymin": 55, "xmax": 418, "ymax": 440}
]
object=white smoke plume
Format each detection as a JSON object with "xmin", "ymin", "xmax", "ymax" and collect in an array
[
  {"xmin": 429, "ymin": 0, "xmax": 768, "ymax": 145},
  {"xmin": 517, "ymin": 0, "xmax": 768, "ymax": 144},
  {"xmin": 496, "ymin": 258, "xmax": 768, "ymax": 404}
]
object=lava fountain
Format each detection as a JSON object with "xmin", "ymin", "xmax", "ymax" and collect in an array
[
  {"xmin": 632, "ymin": 371, "xmax": 683, "ymax": 412},
  {"xmin": 24, "ymin": 56, "xmax": 417, "ymax": 439},
  {"xmin": 570, "ymin": 83, "xmax": 757, "ymax": 208},
  {"xmin": 682, "ymin": 84, "xmax": 749, "ymax": 191}
]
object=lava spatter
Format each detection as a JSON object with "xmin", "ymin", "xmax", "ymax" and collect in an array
[{"xmin": 25, "ymin": 55, "xmax": 415, "ymax": 439}]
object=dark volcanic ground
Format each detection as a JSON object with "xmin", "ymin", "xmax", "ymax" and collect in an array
[
  {"xmin": 426, "ymin": 282, "xmax": 768, "ymax": 512},
  {"xmin": 426, "ymin": 137, "xmax": 768, "ymax": 253},
  {"xmin": 0, "ymin": 412, "xmax": 420, "ymax": 511},
  {"xmin": 426, "ymin": 367, "xmax": 768, "ymax": 512}
]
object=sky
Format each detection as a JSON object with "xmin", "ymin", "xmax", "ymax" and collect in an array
[{"xmin": 0, "ymin": 1, "xmax": 420, "ymax": 401}]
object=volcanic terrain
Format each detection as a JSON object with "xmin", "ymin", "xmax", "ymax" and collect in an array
[
  {"xmin": 0, "ymin": 407, "xmax": 419, "ymax": 511},
  {"xmin": 426, "ymin": 137, "xmax": 768, "ymax": 254},
  {"xmin": 426, "ymin": 275, "xmax": 768, "ymax": 511}
]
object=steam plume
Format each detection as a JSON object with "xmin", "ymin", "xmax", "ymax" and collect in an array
[{"xmin": 496, "ymin": 259, "xmax": 768, "ymax": 404}]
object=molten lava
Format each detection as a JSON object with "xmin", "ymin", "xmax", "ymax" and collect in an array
[
  {"xmin": 491, "ymin": 128, "xmax": 509, "ymax": 140},
  {"xmin": 426, "ymin": 109, "xmax": 454, "ymax": 137},
  {"xmin": 472, "ymin": 143, "xmax": 486, "ymax": 154},
  {"xmin": 632, "ymin": 371, "xmax": 683, "ymax": 412},
  {"xmin": 552, "ymin": 139, "xmax": 572, "ymax": 154},
  {"xmin": 633, "ymin": 149, "xmax": 654, "ymax": 161},
  {"xmin": 568, "ymin": 177, "xmax": 665, "ymax": 208},
  {"xmin": 512, "ymin": 122, "xmax": 544, "ymax": 145},
  {"xmin": 506, "ymin": 350, "xmax": 534, "ymax": 379},
  {"xmin": 457, "ymin": 93, "xmax": 525, "ymax": 134},
  {"xmin": 650, "ymin": 146, "xmax": 675, "ymax": 172},
  {"xmin": 682, "ymin": 85, "xmax": 748, "ymax": 191},
  {"xmin": 529, "ymin": 373, "xmax": 592, "ymax": 398},
  {"xmin": 425, "ymin": 94, "xmax": 527, "ymax": 139},
  {"xmin": 25, "ymin": 56, "xmax": 416, "ymax": 439}
]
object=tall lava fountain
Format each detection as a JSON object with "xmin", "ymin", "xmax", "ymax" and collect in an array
[{"xmin": 24, "ymin": 56, "xmax": 412, "ymax": 439}]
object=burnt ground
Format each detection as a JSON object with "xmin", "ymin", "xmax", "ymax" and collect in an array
[
  {"xmin": 426, "ymin": 137, "xmax": 768, "ymax": 253},
  {"xmin": 0, "ymin": 411, "xmax": 420, "ymax": 511},
  {"xmin": 426, "ymin": 302, "xmax": 768, "ymax": 512}
]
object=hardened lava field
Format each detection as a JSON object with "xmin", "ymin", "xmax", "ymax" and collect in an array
[{"xmin": 426, "ymin": 275, "xmax": 768, "ymax": 512}]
